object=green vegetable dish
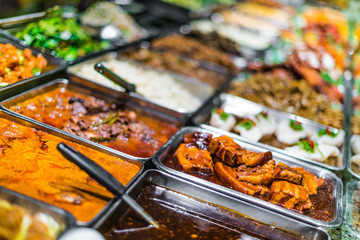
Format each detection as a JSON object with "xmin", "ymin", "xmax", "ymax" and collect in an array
[{"xmin": 16, "ymin": 17, "xmax": 109, "ymax": 61}]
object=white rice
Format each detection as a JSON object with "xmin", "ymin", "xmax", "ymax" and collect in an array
[{"xmin": 69, "ymin": 59, "xmax": 202, "ymax": 111}]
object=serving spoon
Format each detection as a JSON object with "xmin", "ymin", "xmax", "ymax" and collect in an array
[
  {"xmin": 94, "ymin": 62, "xmax": 136, "ymax": 93},
  {"xmin": 57, "ymin": 143, "xmax": 159, "ymax": 228}
]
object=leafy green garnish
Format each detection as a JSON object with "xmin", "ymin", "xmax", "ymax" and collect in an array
[
  {"xmin": 90, "ymin": 137, "xmax": 115, "ymax": 143},
  {"xmin": 220, "ymin": 112, "xmax": 230, "ymax": 121},
  {"xmin": 32, "ymin": 67, "xmax": 41, "ymax": 76},
  {"xmin": 318, "ymin": 127, "xmax": 339, "ymax": 138},
  {"xmin": 212, "ymin": 107, "xmax": 230, "ymax": 121},
  {"xmin": 0, "ymin": 83, "xmax": 9, "ymax": 87},
  {"xmin": 297, "ymin": 140, "xmax": 317, "ymax": 153},
  {"xmin": 211, "ymin": 107, "xmax": 218, "ymax": 114},
  {"xmin": 320, "ymin": 71, "xmax": 343, "ymax": 86},
  {"xmin": 93, "ymin": 113, "xmax": 118, "ymax": 127},
  {"xmin": 238, "ymin": 118, "xmax": 255, "ymax": 130},
  {"xmin": 258, "ymin": 111, "xmax": 268, "ymax": 119},
  {"xmin": 289, "ymin": 120, "xmax": 303, "ymax": 131}
]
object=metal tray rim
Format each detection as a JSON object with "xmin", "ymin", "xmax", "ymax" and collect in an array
[
  {"xmin": 0, "ymin": 31, "xmax": 68, "ymax": 94},
  {"xmin": 0, "ymin": 108, "xmax": 145, "ymax": 226},
  {"xmin": 152, "ymin": 126, "xmax": 343, "ymax": 228},
  {"xmin": 0, "ymin": 77, "xmax": 185, "ymax": 161},
  {"xmin": 344, "ymin": 181, "xmax": 360, "ymax": 238},
  {"xmin": 95, "ymin": 169, "xmax": 331, "ymax": 240},
  {"xmin": 191, "ymin": 92, "xmax": 346, "ymax": 171},
  {"xmin": 67, "ymin": 49, "xmax": 225, "ymax": 116}
]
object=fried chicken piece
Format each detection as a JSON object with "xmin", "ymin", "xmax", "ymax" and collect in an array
[
  {"xmin": 292, "ymin": 167, "xmax": 323, "ymax": 195},
  {"xmin": 215, "ymin": 162, "xmax": 269, "ymax": 196},
  {"xmin": 273, "ymin": 162, "xmax": 303, "ymax": 185},
  {"xmin": 209, "ymin": 136, "xmax": 272, "ymax": 166},
  {"xmin": 236, "ymin": 160, "xmax": 275, "ymax": 185},
  {"xmin": 269, "ymin": 180, "xmax": 312, "ymax": 211},
  {"xmin": 176, "ymin": 143, "xmax": 213, "ymax": 173}
]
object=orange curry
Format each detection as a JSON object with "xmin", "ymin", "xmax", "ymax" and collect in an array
[
  {"xmin": 10, "ymin": 87, "xmax": 180, "ymax": 158},
  {"xmin": 0, "ymin": 43, "xmax": 47, "ymax": 86},
  {"xmin": 0, "ymin": 117, "xmax": 141, "ymax": 222}
]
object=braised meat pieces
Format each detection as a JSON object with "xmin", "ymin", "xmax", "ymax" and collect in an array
[
  {"xmin": 175, "ymin": 132, "xmax": 323, "ymax": 213},
  {"xmin": 10, "ymin": 87, "xmax": 179, "ymax": 158}
]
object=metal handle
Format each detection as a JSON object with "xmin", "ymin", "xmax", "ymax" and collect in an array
[
  {"xmin": 0, "ymin": 12, "xmax": 46, "ymax": 29},
  {"xmin": 94, "ymin": 62, "xmax": 136, "ymax": 93},
  {"xmin": 57, "ymin": 143, "xmax": 125, "ymax": 197},
  {"xmin": 57, "ymin": 143, "xmax": 159, "ymax": 228}
]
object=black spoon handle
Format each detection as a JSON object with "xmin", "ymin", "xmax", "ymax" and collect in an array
[
  {"xmin": 57, "ymin": 143, "xmax": 125, "ymax": 197},
  {"xmin": 94, "ymin": 62, "xmax": 136, "ymax": 93},
  {"xmin": 57, "ymin": 143, "xmax": 159, "ymax": 228}
]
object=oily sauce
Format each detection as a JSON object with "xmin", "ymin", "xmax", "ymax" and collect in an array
[
  {"xmin": 10, "ymin": 87, "xmax": 180, "ymax": 158},
  {"xmin": 104, "ymin": 184, "xmax": 308, "ymax": 240},
  {"xmin": 164, "ymin": 152, "xmax": 334, "ymax": 222},
  {"xmin": 0, "ymin": 117, "xmax": 141, "ymax": 222}
]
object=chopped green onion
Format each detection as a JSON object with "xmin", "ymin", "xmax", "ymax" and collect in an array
[
  {"xmin": 289, "ymin": 119, "xmax": 303, "ymax": 131},
  {"xmin": 238, "ymin": 118, "xmax": 255, "ymax": 130}
]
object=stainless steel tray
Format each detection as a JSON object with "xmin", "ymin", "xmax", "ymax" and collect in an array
[
  {"xmin": 0, "ymin": 109, "xmax": 143, "ymax": 226},
  {"xmin": 0, "ymin": 33, "xmax": 67, "ymax": 101},
  {"xmin": 68, "ymin": 51, "xmax": 218, "ymax": 117},
  {"xmin": 94, "ymin": 169, "xmax": 330, "ymax": 240},
  {"xmin": 152, "ymin": 126, "xmax": 343, "ymax": 228},
  {"xmin": 348, "ymin": 146, "xmax": 360, "ymax": 180},
  {"xmin": 347, "ymin": 133, "xmax": 360, "ymax": 180},
  {"xmin": 1, "ymin": 77, "xmax": 184, "ymax": 161},
  {"xmin": 0, "ymin": 11, "xmax": 154, "ymax": 66},
  {"xmin": 192, "ymin": 93, "xmax": 345, "ymax": 171},
  {"xmin": 0, "ymin": 185, "xmax": 76, "ymax": 238},
  {"xmin": 344, "ymin": 181, "xmax": 360, "ymax": 239}
]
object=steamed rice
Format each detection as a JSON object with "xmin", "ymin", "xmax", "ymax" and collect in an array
[{"xmin": 69, "ymin": 59, "xmax": 202, "ymax": 111}]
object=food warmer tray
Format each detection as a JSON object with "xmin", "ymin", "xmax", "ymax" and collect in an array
[
  {"xmin": 185, "ymin": 18, "xmax": 278, "ymax": 62},
  {"xmin": 0, "ymin": 185, "xmax": 76, "ymax": 238},
  {"xmin": 0, "ymin": 77, "xmax": 185, "ymax": 161},
  {"xmin": 0, "ymin": 32, "xmax": 67, "ymax": 102},
  {"xmin": 344, "ymin": 181, "xmax": 360, "ymax": 239},
  {"xmin": 192, "ymin": 93, "xmax": 345, "ymax": 171},
  {"xmin": 68, "ymin": 50, "xmax": 226, "ymax": 120},
  {"xmin": 0, "ymin": 11, "xmax": 157, "ymax": 66},
  {"xmin": 0, "ymin": 109, "xmax": 144, "ymax": 226},
  {"xmin": 152, "ymin": 126, "xmax": 343, "ymax": 228},
  {"xmin": 347, "ymin": 143, "xmax": 360, "ymax": 180},
  {"xmin": 94, "ymin": 169, "xmax": 331, "ymax": 240}
]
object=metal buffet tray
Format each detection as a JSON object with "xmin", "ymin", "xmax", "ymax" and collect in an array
[
  {"xmin": 192, "ymin": 93, "xmax": 345, "ymax": 171},
  {"xmin": 0, "ymin": 185, "xmax": 76, "ymax": 238},
  {"xmin": 344, "ymin": 181, "xmax": 360, "ymax": 239},
  {"xmin": 1, "ymin": 77, "xmax": 185, "ymax": 161},
  {"xmin": 0, "ymin": 109, "xmax": 144, "ymax": 226},
  {"xmin": 68, "ymin": 51, "xmax": 219, "ymax": 118},
  {"xmin": 152, "ymin": 126, "xmax": 343, "ymax": 228},
  {"xmin": 348, "ymin": 138, "xmax": 360, "ymax": 180},
  {"xmin": 0, "ymin": 33, "xmax": 67, "ymax": 101},
  {"xmin": 0, "ymin": 10, "xmax": 154, "ymax": 66},
  {"xmin": 187, "ymin": 18, "xmax": 278, "ymax": 61},
  {"xmin": 94, "ymin": 169, "xmax": 330, "ymax": 240}
]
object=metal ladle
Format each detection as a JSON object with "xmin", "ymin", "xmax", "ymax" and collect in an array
[{"xmin": 94, "ymin": 62, "xmax": 136, "ymax": 93}]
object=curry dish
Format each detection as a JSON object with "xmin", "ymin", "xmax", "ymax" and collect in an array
[
  {"xmin": 164, "ymin": 132, "xmax": 334, "ymax": 222},
  {"xmin": 10, "ymin": 87, "xmax": 180, "ymax": 158},
  {"xmin": 0, "ymin": 117, "xmax": 141, "ymax": 222}
]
